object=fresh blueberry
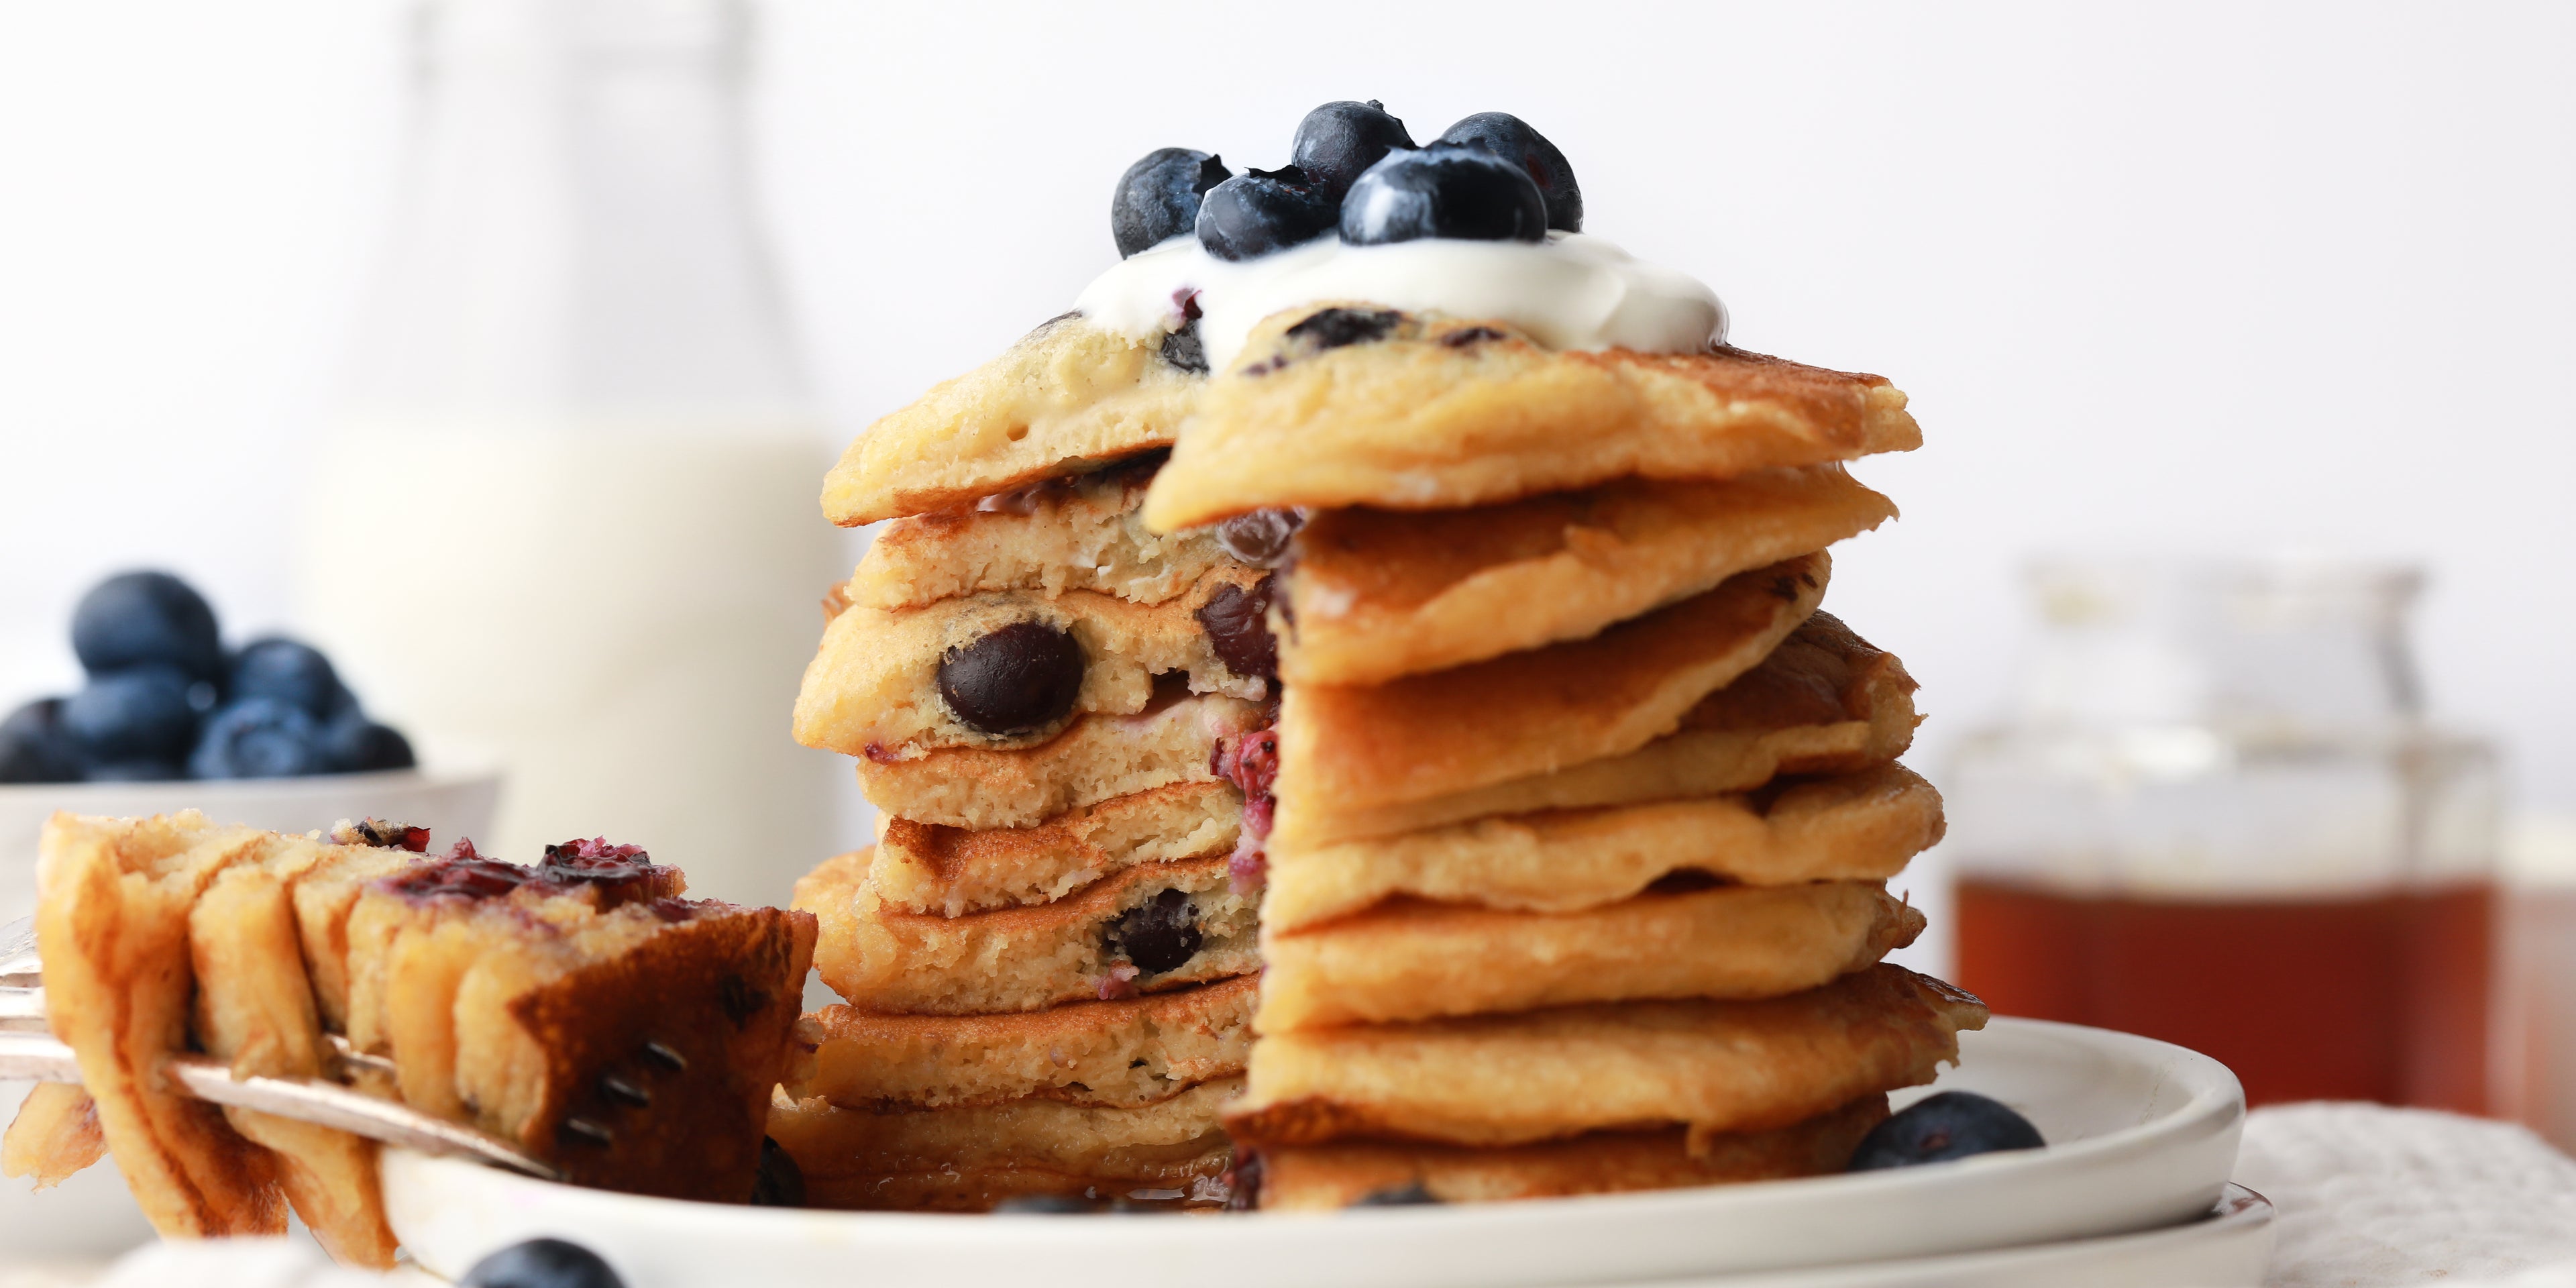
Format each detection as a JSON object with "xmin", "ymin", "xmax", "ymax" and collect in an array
[
  {"xmin": 1289, "ymin": 99, "xmax": 1415, "ymax": 202},
  {"xmin": 1105, "ymin": 887, "xmax": 1203, "ymax": 975},
  {"xmin": 190, "ymin": 698, "xmax": 328, "ymax": 780},
  {"xmin": 937, "ymin": 621, "xmax": 1086, "ymax": 737},
  {"xmin": 750, "ymin": 1137, "xmax": 805, "ymax": 1207},
  {"xmin": 227, "ymin": 637, "xmax": 341, "ymax": 717},
  {"xmin": 0, "ymin": 698, "xmax": 87, "ymax": 784},
  {"xmin": 1112, "ymin": 148, "xmax": 1232, "ymax": 258},
  {"xmin": 1340, "ymin": 144, "xmax": 1548, "ymax": 247},
  {"xmin": 1436, "ymin": 112, "xmax": 1582, "ymax": 232},
  {"xmin": 70, "ymin": 571, "xmax": 223, "ymax": 683},
  {"xmin": 1196, "ymin": 167, "xmax": 1338, "ymax": 261},
  {"xmin": 87, "ymin": 758, "xmax": 186, "ymax": 782},
  {"xmin": 1348, "ymin": 1181, "xmax": 1441, "ymax": 1207},
  {"xmin": 460, "ymin": 1237, "xmax": 626, "ymax": 1288},
  {"xmin": 61, "ymin": 666, "xmax": 199, "ymax": 763},
  {"xmin": 1847, "ymin": 1091, "xmax": 2045, "ymax": 1171},
  {"xmin": 323, "ymin": 712, "xmax": 416, "ymax": 773},
  {"xmin": 991, "ymin": 1193, "xmax": 1099, "ymax": 1214}
]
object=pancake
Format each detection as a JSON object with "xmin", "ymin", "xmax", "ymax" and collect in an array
[
  {"xmin": 769, "ymin": 1077, "xmax": 1239, "ymax": 1212},
  {"xmin": 857, "ymin": 688, "xmax": 1267, "ymax": 832},
  {"xmin": 788, "ymin": 977, "xmax": 1255, "ymax": 1110},
  {"xmin": 1273, "ymin": 553, "xmax": 1825, "ymax": 841},
  {"xmin": 1264, "ymin": 762, "xmax": 1942, "ymax": 932},
  {"xmin": 795, "ymin": 567, "xmax": 1272, "ymax": 757},
  {"xmin": 1256, "ymin": 881, "xmax": 1923, "ymax": 1032},
  {"xmin": 823, "ymin": 313, "xmax": 1203, "ymax": 526},
  {"xmin": 853, "ymin": 451, "xmax": 1238, "ymax": 611},
  {"xmin": 794, "ymin": 851, "xmax": 1259, "ymax": 1015},
  {"xmin": 1281, "ymin": 466, "xmax": 1894, "ymax": 686},
  {"xmin": 873, "ymin": 781, "xmax": 1241, "ymax": 917},
  {"xmin": 1141, "ymin": 305, "xmax": 1918, "ymax": 531},
  {"xmin": 0, "ymin": 1084, "xmax": 108, "ymax": 1189},
  {"xmin": 1279, "ymin": 609, "xmax": 1917, "ymax": 848},
  {"xmin": 1226, "ymin": 965, "xmax": 1986, "ymax": 1148},
  {"xmin": 1246, "ymin": 1095, "xmax": 1888, "ymax": 1210}
]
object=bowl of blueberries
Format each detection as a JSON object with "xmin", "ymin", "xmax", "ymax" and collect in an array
[{"xmin": 0, "ymin": 570, "xmax": 500, "ymax": 926}]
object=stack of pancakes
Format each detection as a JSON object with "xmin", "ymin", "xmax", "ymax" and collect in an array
[
  {"xmin": 1138, "ymin": 305, "xmax": 1992, "ymax": 1209},
  {"xmin": 779, "ymin": 313, "xmax": 1279, "ymax": 1209}
]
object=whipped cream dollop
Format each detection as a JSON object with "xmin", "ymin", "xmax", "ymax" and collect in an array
[{"xmin": 1072, "ymin": 231, "xmax": 1727, "ymax": 374}]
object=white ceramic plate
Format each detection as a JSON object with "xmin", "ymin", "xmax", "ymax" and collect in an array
[{"xmin": 384, "ymin": 1017, "xmax": 2246, "ymax": 1288}]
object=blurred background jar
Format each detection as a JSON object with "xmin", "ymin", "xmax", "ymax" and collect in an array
[
  {"xmin": 1944, "ymin": 558, "xmax": 2503, "ymax": 1112},
  {"xmin": 295, "ymin": 0, "xmax": 845, "ymax": 906}
]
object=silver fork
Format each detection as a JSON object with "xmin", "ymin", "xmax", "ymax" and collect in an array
[{"xmin": 0, "ymin": 916, "xmax": 560, "ymax": 1181}]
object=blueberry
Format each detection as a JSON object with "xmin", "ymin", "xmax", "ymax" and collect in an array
[
  {"xmin": 70, "ymin": 571, "xmax": 223, "ymax": 683},
  {"xmin": 1340, "ymin": 144, "xmax": 1548, "ymax": 247},
  {"xmin": 227, "ymin": 637, "xmax": 340, "ymax": 717},
  {"xmin": 1847, "ymin": 1091, "xmax": 2045, "ymax": 1171},
  {"xmin": 190, "ymin": 697, "xmax": 328, "ymax": 780},
  {"xmin": 460, "ymin": 1237, "xmax": 625, "ymax": 1288},
  {"xmin": 1212, "ymin": 508, "xmax": 1305, "ymax": 570},
  {"xmin": 1436, "ymin": 113, "xmax": 1582, "ymax": 232},
  {"xmin": 1348, "ymin": 1181, "xmax": 1441, "ymax": 1207},
  {"xmin": 323, "ymin": 712, "xmax": 416, "ymax": 773},
  {"xmin": 61, "ymin": 666, "xmax": 199, "ymax": 763},
  {"xmin": 1195, "ymin": 576, "xmax": 1277, "ymax": 682},
  {"xmin": 1289, "ymin": 99, "xmax": 1415, "ymax": 202},
  {"xmin": 991, "ymin": 1193, "xmax": 1099, "ymax": 1214},
  {"xmin": 1112, "ymin": 148, "xmax": 1232, "ymax": 258},
  {"xmin": 1106, "ymin": 887, "xmax": 1203, "ymax": 975},
  {"xmin": 0, "ymin": 699, "xmax": 87, "ymax": 784},
  {"xmin": 936, "ymin": 621, "xmax": 1085, "ymax": 737},
  {"xmin": 1159, "ymin": 320, "xmax": 1208, "ymax": 374},
  {"xmin": 88, "ymin": 759, "xmax": 186, "ymax": 782},
  {"xmin": 1285, "ymin": 307, "xmax": 1405, "ymax": 350},
  {"xmin": 1196, "ymin": 167, "xmax": 1338, "ymax": 262},
  {"xmin": 750, "ymin": 1137, "xmax": 805, "ymax": 1207}
]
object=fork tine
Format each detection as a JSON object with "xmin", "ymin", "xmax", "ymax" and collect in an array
[
  {"xmin": 0, "ymin": 985, "xmax": 46, "ymax": 1032},
  {"xmin": 160, "ymin": 1054, "xmax": 563, "ymax": 1181},
  {"xmin": 0, "ymin": 1030, "xmax": 83, "ymax": 1083},
  {"xmin": 0, "ymin": 916, "xmax": 37, "ymax": 987}
]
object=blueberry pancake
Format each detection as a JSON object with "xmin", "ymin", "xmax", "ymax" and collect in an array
[
  {"xmin": 1242, "ymin": 1095, "xmax": 1890, "ymax": 1211},
  {"xmin": 823, "ymin": 313, "xmax": 1205, "ymax": 527},
  {"xmin": 1272, "ymin": 553, "xmax": 1826, "ymax": 839},
  {"xmin": 788, "ymin": 976, "xmax": 1255, "ymax": 1110},
  {"xmin": 1256, "ymin": 881, "xmax": 1925, "ymax": 1032},
  {"xmin": 1277, "ymin": 608, "xmax": 1917, "ymax": 848},
  {"xmin": 1226, "ymin": 965, "xmax": 1985, "ymax": 1149},
  {"xmin": 856, "ymin": 688, "xmax": 1267, "ymax": 832},
  {"xmin": 872, "ymin": 781, "xmax": 1242, "ymax": 917},
  {"xmin": 794, "ymin": 849, "xmax": 1259, "ymax": 1014},
  {"xmin": 1263, "ymin": 762, "xmax": 1942, "ymax": 933},
  {"xmin": 767, "ymin": 1077, "xmax": 1239, "ymax": 1212},
  {"xmin": 1279, "ymin": 465, "xmax": 1894, "ymax": 685},
  {"xmin": 853, "ymin": 451, "xmax": 1248, "ymax": 611},
  {"xmin": 1140, "ymin": 306, "xmax": 1918, "ymax": 532}
]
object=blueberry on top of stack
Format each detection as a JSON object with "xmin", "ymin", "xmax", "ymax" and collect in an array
[{"xmin": 0, "ymin": 570, "xmax": 415, "ymax": 785}]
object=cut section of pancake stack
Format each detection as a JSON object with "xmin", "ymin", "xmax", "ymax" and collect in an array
[
  {"xmin": 1139, "ymin": 304, "xmax": 1992, "ymax": 1210},
  {"xmin": 780, "ymin": 313, "xmax": 1281, "ymax": 1209}
]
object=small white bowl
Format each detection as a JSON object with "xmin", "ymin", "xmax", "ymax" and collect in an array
[{"xmin": 0, "ymin": 765, "xmax": 503, "ymax": 1260}]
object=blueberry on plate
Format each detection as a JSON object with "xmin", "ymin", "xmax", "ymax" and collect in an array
[
  {"xmin": 228, "ymin": 637, "xmax": 341, "ymax": 717},
  {"xmin": 70, "ymin": 570, "xmax": 224, "ymax": 684},
  {"xmin": 87, "ymin": 758, "xmax": 186, "ymax": 782},
  {"xmin": 461, "ymin": 1237, "xmax": 625, "ymax": 1288},
  {"xmin": 0, "ymin": 698, "xmax": 87, "ymax": 784},
  {"xmin": 1847, "ymin": 1091, "xmax": 2045, "ymax": 1171},
  {"xmin": 1112, "ymin": 148, "xmax": 1232, "ymax": 258},
  {"xmin": 323, "ymin": 712, "xmax": 416, "ymax": 773},
  {"xmin": 1347, "ymin": 1181, "xmax": 1442, "ymax": 1207},
  {"xmin": 1340, "ymin": 144, "xmax": 1548, "ymax": 247},
  {"xmin": 1197, "ymin": 166, "xmax": 1338, "ymax": 261},
  {"xmin": 191, "ymin": 697, "xmax": 328, "ymax": 780},
  {"xmin": 1436, "ymin": 112, "xmax": 1582, "ymax": 232},
  {"xmin": 1289, "ymin": 99, "xmax": 1415, "ymax": 201},
  {"xmin": 61, "ymin": 665, "xmax": 199, "ymax": 763}
]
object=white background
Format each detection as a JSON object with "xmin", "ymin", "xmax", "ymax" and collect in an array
[{"xmin": 2, "ymin": 1, "xmax": 2572, "ymax": 971}]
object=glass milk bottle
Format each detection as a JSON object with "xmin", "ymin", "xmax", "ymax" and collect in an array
[
  {"xmin": 1944, "ymin": 559, "xmax": 2502, "ymax": 1111},
  {"xmin": 297, "ymin": 0, "xmax": 845, "ymax": 906}
]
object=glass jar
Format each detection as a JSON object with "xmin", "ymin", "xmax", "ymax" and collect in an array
[
  {"xmin": 294, "ymin": 0, "xmax": 848, "ymax": 906},
  {"xmin": 1944, "ymin": 558, "xmax": 2502, "ymax": 1110}
]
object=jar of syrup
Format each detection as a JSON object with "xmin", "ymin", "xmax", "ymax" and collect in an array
[{"xmin": 1945, "ymin": 559, "xmax": 2502, "ymax": 1111}]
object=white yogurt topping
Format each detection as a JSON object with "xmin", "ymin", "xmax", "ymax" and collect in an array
[{"xmin": 1071, "ymin": 231, "xmax": 1727, "ymax": 374}]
